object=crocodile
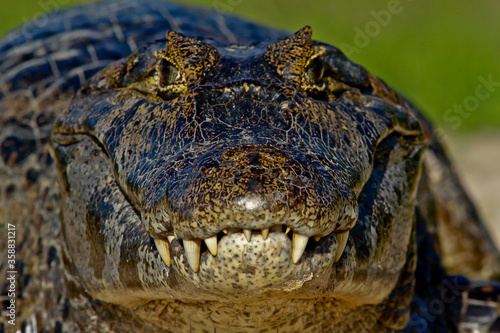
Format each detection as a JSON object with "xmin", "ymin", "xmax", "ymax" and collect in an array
[{"xmin": 1, "ymin": 0, "xmax": 499, "ymax": 332}]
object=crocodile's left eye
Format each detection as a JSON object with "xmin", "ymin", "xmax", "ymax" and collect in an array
[
  {"xmin": 158, "ymin": 58, "xmax": 180, "ymax": 87},
  {"xmin": 304, "ymin": 56, "xmax": 324, "ymax": 84}
]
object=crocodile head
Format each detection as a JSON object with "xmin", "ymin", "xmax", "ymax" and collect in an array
[{"xmin": 51, "ymin": 27, "xmax": 425, "ymax": 329}]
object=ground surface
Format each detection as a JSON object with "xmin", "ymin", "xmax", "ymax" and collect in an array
[{"xmin": 446, "ymin": 131, "xmax": 500, "ymax": 246}]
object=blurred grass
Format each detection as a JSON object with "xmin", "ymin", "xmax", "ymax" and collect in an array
[{"xmin": 1, "ymin": 0, "xmax": 499, "ymax": 131}]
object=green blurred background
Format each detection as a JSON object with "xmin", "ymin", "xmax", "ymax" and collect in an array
[{"xmin": 1, "ymin": 0, "xmax": 500, "ymax": 229}]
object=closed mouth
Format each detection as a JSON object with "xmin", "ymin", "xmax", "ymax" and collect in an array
[{"xmin": 153, "ymin": 224, "xmax": 349, "ymax": 272}]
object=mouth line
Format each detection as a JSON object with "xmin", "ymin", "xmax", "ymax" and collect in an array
[{"xmin": 153, "ymin": 225, "xmax": 350, "ymax": 272}]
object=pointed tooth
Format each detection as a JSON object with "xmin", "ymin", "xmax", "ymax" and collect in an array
[
  {"xmin": 222, "ymin": 229, "xmax": 228, "ymax": 234},
  {"xmin": 335, "ymin": 231, "xmax": 349, "ymax": 262},
  {"xmin": 285, "ymin": 226, "xmax": 291, "ymax": 234},
  {"xmin": 204, "ymin": 236, "xmax": 218, "ymax": 256},
  {"xmin": 167, "ymin": 236, "xmax": 175, "ymax": 243},
  {"xmin": 183, "ymin": 239, "xmax": 201, "ymax": 272},
  {"xmin": 154, "ymin": 239, "xmax": 171, "ymax": 267},
  {"xmin": 313, "ymin": 236, "xmax": 321, "ymax": 242},
  {"xmin": 243, "ymin": 229, "xmax": 252, "ymax": 242},
  {"xmin": 292, "ymin": 233, "xmax": 309, "ymax": 264},
  {"xmin": 261, "ymin": 228, "xmax": 269, "ymax": 240}
]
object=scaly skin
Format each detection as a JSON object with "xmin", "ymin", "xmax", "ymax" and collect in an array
[{"xmin": 0, "ymin": 1, "xmax": 498, "ymax": 332}]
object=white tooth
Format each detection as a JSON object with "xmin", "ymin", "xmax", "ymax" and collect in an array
[
  {"xmin": 313, "ymin": 236, "xmax": 321, "ymax": 242},
  {"xmin": 292, "ymin": 233, "xmax": 309, "ymax": 264},
  {"xmin": 204, "ymin": 236, "xmax": 218, "ymax": 256},
  {"xmin": 285, "ymin": 226, "xmax": 291, "ymax": 234},
  {"xmin": 243, "ymin": 229, "xmax": 252, "ymax": 242},
  {"xmin": 154, "ymin": 239, "xmax": 171, "ymax": 267},
  {"xmin": 335, "ymin": 231, "xmax": 349, "ymax": 262},
  {"xmin": 167, "ymin": 236, "xmax": 175, "ymax": 243},
  {"xmin": 222, "ymin": 229, "xmax": 228, "ymax": 234},
  {"xmin": 261, "ymin": 228, "xmax": 269, "ymax": 240},
  {"xmin": 183, "ymin": 239, "xmax": 201, "ymax": 272}
]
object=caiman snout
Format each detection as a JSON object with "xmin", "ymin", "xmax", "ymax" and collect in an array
[{"xmin": 148, "ymin": 144, "xmax": 358, "ymax": 272}]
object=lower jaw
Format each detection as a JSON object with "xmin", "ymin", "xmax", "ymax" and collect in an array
[{"xmin": 168, "ymin": 232, "xmax": 337, "ymax": 298}]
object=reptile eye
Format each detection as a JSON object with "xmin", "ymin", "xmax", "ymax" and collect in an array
[
  {"xmin": 305, "ymin": 56, "xmax": 324, "ymax": 84},
  {"xmin": 158, "ymin": 59, "xmax": 180, "ymax": 87}
]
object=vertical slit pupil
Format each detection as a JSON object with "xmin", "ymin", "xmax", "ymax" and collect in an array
[{"xmin": 158, "ymin": 59, "xmax": 179, "ymax": 86}]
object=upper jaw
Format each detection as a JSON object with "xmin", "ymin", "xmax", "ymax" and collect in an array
[{"xmin": 138, "ymin": 141, "xmax": 362, "ymax": 240}]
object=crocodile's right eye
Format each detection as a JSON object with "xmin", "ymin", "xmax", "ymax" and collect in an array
[{"xmin": 157, "ymin": 58, "xmax": 180, "ymax": 87}]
